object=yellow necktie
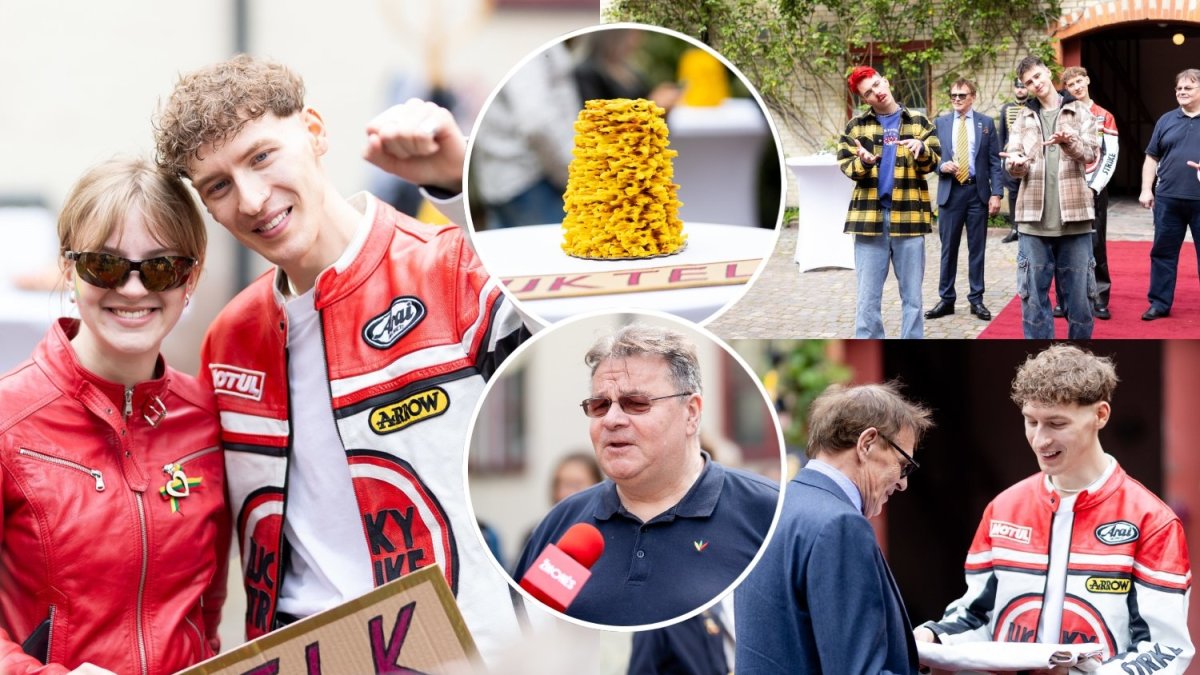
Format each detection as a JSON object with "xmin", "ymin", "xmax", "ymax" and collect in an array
[{"xmin": 955, "ymin": 114, "xmax": 969, "ymax": 184}]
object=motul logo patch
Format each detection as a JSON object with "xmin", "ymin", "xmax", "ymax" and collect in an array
[
  {"xmin": 362, "ymin": 296, "xmax": 426, "ymax": 349},
  {"xmin": 209, "ymin": 364, "xmax": 265, "ymax": 401},
  {"xmin": 989, "ymin": 519, "xmax": 1032, "ymax": 544}
]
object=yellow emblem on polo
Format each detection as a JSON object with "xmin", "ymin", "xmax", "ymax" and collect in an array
[{"xmin": 370, "ymin": 387, "xmax": 450, "ymax": 434}]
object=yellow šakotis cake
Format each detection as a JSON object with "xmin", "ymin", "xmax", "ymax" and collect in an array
[{"xmin": 561, "ymin": 98, "xmax": 685, "ymax": 259}]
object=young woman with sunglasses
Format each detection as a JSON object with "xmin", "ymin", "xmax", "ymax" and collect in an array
[{"xmin": 0, "ymin": 157, "xmax": 229, "ymax": 675}]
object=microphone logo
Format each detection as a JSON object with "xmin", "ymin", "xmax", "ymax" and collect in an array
[{"xmin": 538, "ymin": 557, "xmax": 578, "ymax": 590}]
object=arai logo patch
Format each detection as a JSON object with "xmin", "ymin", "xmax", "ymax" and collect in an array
[
  {"xmin": 1095, "ymin": 520, "xmax": 1139, "ymax": 545},
  {"xmin": 362, "ymin": 296, "xmax": 426, "ymax": 349}
]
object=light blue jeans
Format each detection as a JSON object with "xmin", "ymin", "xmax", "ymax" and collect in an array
[
  {"xmin": 1017, "ymin": 232, "xmax": 1095, "ymax": 339},
  {"xmin": 854, "ymin": 210, "xmax": 925, "ymax": 339}
]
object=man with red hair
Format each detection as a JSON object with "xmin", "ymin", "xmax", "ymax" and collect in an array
[{"xmin": 838, "ymin": 66, "xmax": 939, "ymax": 338}]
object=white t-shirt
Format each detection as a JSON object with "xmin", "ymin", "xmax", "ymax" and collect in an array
[
  {"xmin": 275, "ymin": 198, "xmax": 378, "ymax": 617},
  {"xmin": 1037, "ymin": 455, "xmax": 1117, "ymax": 643}
]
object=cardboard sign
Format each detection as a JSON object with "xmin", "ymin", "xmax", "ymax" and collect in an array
[
  {"xmin": 502, "ymin": 258, "xmax": 760, "ymax": 300},
  {"xmin": 178, "ymin": 565, "xmax": 478, "ymax": 675}
]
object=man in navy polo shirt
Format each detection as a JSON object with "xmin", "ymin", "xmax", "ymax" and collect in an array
[
  {"xmin": 1139, "ymin": 68, "xmax": 1200, "ymax": 321},
  {"xmin": 514, "ymin": 324, "xmax": 779, "ymax": 627},
  {"xmin": 735, "ymin": 382, "xmax": 933, "ymax": 674}
]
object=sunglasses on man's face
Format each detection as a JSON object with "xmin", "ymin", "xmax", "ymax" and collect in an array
[
  {"xmin": 580, "ymin": 392, "xmax": 692, "ymax": 418},
  {"xmin": 66, "ymin": 251, "xmax": 196, "ymax": 292},
  {"xmin": 949, "ymin": 92, "xmax": 971, "ymax": 100}
]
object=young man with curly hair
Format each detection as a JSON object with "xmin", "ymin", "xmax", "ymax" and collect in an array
[
  {"xmin": 1003, "ymin": 56, "xmax": 1100, "ymax": 339},
  {"xmin": 915, "ymin": 345, "xmax": 1193, "ymax": 674},
  {"xmin": 154, "ymin": 55, "xmax": 530, "ymax": 661}
]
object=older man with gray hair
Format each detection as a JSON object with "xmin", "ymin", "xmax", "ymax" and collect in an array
[
  {"xmin": 737, "ymin": 382, "xmax": 933, "ymax": 674},
  {"xmin": 514, "ymin": 324, "xmax": 778, "ymax": 627}
]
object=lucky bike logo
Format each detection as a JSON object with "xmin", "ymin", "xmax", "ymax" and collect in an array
[
  {"xmin": 989, "ymin": 519, "xmax": 1033, "ymax": 545},
  {"xmin": 209, "ymin": 364, "xmax": 266, "ymax": 401},
  {"xmin": 362, "ymin": 296, "xmax": 426, "ymax": 349},
  {"xmin": 349, "ymin": 451, "xmax": 458, "ymax": 593},
  {"xmin": 1095, "ymin": 521, "xmax": 1139, "ymax": 546},
  {"xmin": 994, "ymin": 593, "xmax": 1115, "ymax": 656},
  {"xmin": 539, "ymin": 557, "xmax": 578, "ymax": 590},
  {"xmin": 1086, "ymin": 576, "xmax": 1131, "ymax": 594},
  {"xmin": 370, "ymin": 388, "xmax": 450, "ymax": 435}
]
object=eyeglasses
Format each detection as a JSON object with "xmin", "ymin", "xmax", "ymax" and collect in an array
[
  {"xmin": 877, "ymin": 431, "xmax": 920, "ymax": 479},
  {"xmin": 580, "ymin": 392, "xmax": 692, "ymax": 418},
  {"xmin": 66, "ymin": 251, "xmax": 196, "ymax": 292},
  {"xmin": 948, "ymin": 93, "xmax": 971, "ymax": 100},
  {"xmin": 1176, "ymin": 85, "xmax": 1198, "ymax": 93}
]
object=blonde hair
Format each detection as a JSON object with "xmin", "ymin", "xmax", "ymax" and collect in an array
[
  {"xmin": 1010, "ymin": 344, "xmax": 1118, "ymax": 407},
  {"xmin": 1061, "ymin": 66, "xmax": 1088, "ymax": 82},
  {"xmin": 154, "ymin": 54, "xmax": 305, "ymax": 178},
  {"xmin": 58, "ymin": 156, "xmax": 206, "ymax": 270},
  {"xmin": 806, "ymin": 382, "xmax": 933, "ymax": 458}
]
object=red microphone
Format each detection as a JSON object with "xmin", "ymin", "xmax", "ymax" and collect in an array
[{"xmin": 519, "ymin": 523, "xmax": 605, "ymax": 613}]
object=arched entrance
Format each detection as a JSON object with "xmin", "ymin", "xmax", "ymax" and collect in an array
[{"xmin": 1055, "ymin": 6, "xmax": 1200, "ymax": 195}]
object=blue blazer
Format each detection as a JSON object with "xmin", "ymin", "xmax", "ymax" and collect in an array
[
  {"xmin": 735, "ymin": 468, "xmax": 919, "ymax": 674},
  {"xmin": 935, "ymin": 110, "xmax": 1003, "ymax": 207}
]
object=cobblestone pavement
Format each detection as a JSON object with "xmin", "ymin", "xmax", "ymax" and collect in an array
[{"xmin": 708, "ymin": 196, "xmax": 1172, "ymax": 339}]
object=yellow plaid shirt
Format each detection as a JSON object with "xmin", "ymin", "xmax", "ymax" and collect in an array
[{"xmin": 836, "ymin": 107, "xmax": 940, "ymax": 236}]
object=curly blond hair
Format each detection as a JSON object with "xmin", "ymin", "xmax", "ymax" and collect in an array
[
  {"xmin": 154, "ymin": 54, "xmax": 305, "ymax": 178},
  {"xmin": 1010, "ymin": 344, "xmax": 1118, "ymax": 408}
]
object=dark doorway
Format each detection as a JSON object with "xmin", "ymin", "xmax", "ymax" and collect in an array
[
  {"xmin": 1076, "ymin": 22, "xmax": 1200, "ymax": 196},
  {"xmin": 877, "ymin": 341, "xmax": 1164, "ymax": 627}
]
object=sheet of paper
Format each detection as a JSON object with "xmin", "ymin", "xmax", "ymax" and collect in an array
[{"xmin": 917, "ymin": 640, "xmax": 1103, "ymax": 672}]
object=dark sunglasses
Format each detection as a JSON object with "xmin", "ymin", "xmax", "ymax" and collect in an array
[
  {"xmin": 580, "ymin": 392, "xmax": 692, "ymax": 418},
  {"xmin": 877, "ymin": 431, "xmax": 920, "ymax": 478},
  {"xmin": 948, "ymin": 92, "xmax": 971, "ymax": 100},
  {"xmin": 66, "ymin": 251, "xmax": 196, "ymax": 292}
]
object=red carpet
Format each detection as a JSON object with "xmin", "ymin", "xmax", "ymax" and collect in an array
[{"xmin": 979, "ymin": 241, "xmax": 1200, "ymax": 338}]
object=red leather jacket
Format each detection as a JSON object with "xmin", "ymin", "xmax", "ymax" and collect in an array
[{"xmin": 0, "ymin": 319, "xmax": 230, "ymax": 675}]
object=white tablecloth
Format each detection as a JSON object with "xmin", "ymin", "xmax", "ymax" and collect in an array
[
  {"xmin": 470, "ymin": 223, "xmax": 777, "ymax": 324},
  {"xmin": 787, "ymin": 156, "xmax": 856, "ymax": 271},
  {"xmin": 668, "ymin": 99, "xmax": 772, "ymax": 228}
]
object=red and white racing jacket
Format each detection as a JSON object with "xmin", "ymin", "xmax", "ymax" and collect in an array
[
  {"xmin": 925, "ymin": 462, "xmax": 1193, "ymax": 674},
  {"xmin": 199, "ymin": 195, "xmax": 529, "ymax": 649}
]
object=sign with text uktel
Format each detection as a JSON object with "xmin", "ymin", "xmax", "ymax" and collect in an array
[{"xmin": 503, "ymin": 258, "xmax": 760, "ymax": 300}]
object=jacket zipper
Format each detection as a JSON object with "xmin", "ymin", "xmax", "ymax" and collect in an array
[
  {"xmin": 18, "ymin": 449, "xmax": 105, "ymax": 491},
  {"xmin": 162, "ymin": 446, "xmax": 220, "ymax": 475},
  {"xmin": 135, "ymin": 493, "xmax": 149, "ymax": 675},
  {"xmin": 46, "ymin": 604, "xmax": 56, "ymax": 662},
  {"xmin": 124, "ymin": 386, "xmax": 133, "ymax": 419},
  {"xmin": 184, "ymin": 614, "xmax": 205, "ymax": 658}
]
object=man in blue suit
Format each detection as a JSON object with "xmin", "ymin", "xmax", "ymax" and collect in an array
[
  {"xmin": 926, "ymin": 78, "xmax": 1004, "ymax": 321},
  {"xmin": 735, "ymin": 383, "xmax": 933, "ymax": 674}
]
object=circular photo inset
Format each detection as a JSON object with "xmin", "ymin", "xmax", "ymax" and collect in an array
[
  {"xmin": 465, "ymin": 310, "xmax": 785, "ymax": 629},
  {"xmin": 464, "ymin": 23, "xmax": 786, "ymax": 325}
]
